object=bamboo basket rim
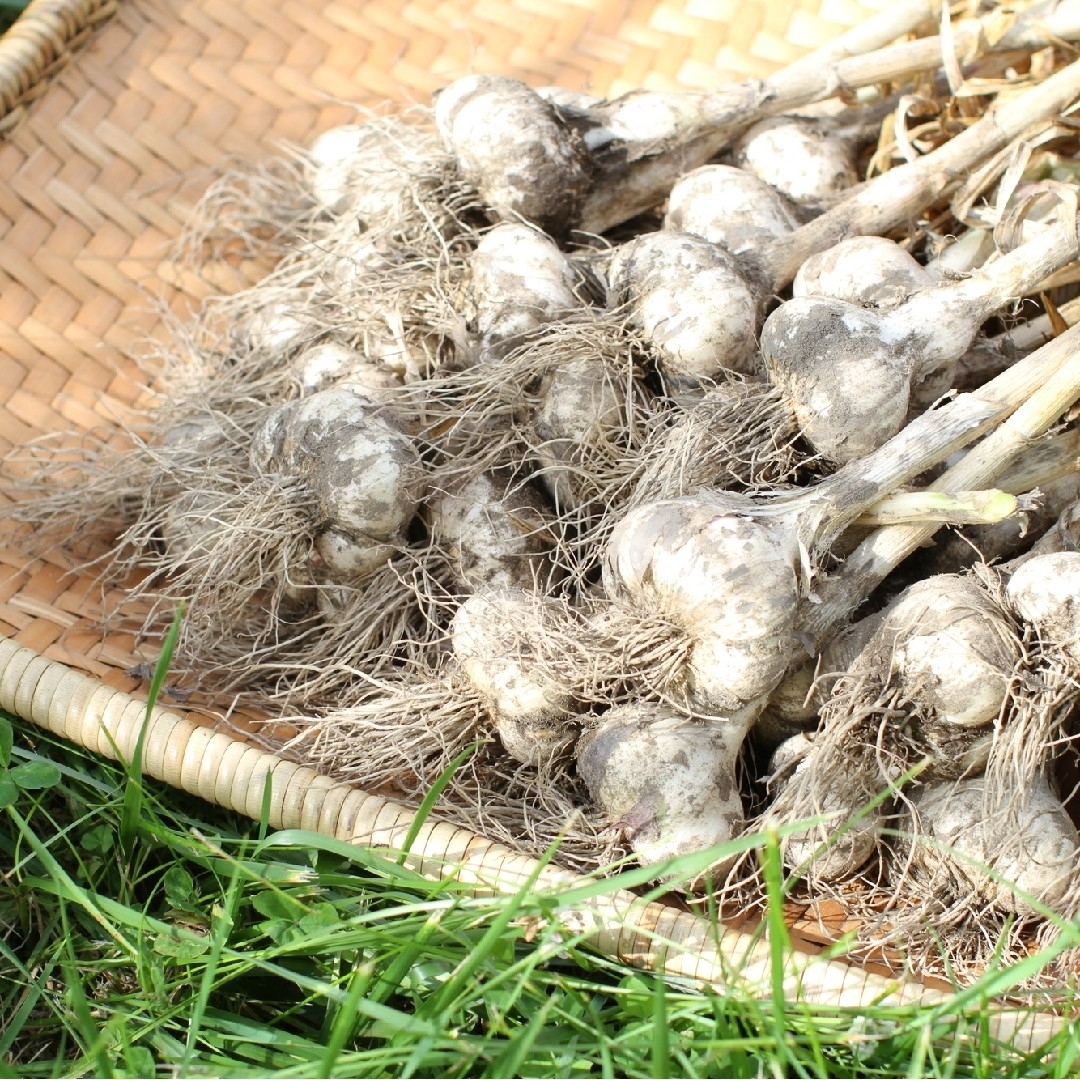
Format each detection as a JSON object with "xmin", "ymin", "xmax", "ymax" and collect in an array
[
  {"xmin": 0, "ymin": 635, "xmax": 1064, "ymax": 1051},
  {"xmin": 0, "ymin": 0, "xmax": 1071, "ymax": 1051},
  {"xmin": 0, "ymin": 0, "xmax": 115, "ymax": 135}
]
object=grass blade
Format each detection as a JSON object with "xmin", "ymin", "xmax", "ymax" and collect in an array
[{"xmin": 120, "ymin": 605, "xmax": 183, "ymax": 861}]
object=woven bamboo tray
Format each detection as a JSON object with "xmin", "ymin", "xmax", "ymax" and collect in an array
[{"xmin": 0, "ymin": 0, "xmax": 1067, "ymax": 1050}]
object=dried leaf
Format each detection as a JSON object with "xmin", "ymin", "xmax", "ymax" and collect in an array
[
  {"xmin": 1040, "ymin": 291, "xmax": 1070, "ymax": 338},
  {"xmin": 940, "ymin": 3, "xmax": 965, "ymax": 96}
]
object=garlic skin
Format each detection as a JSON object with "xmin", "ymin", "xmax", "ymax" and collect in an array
[
  {"xmin": 452, "ymin": 588, "xmax": 578, "ymax": 765},
  {"xmin": 598, "ymin": 92, "xmax": 712, "ymax": 146},
  {"xmin": 763, "ymin": 608, "xmax": 888, "ymax": 739},
  {"xmin": 535, "ymin": 86, "xmax": 601, "ymax": 113},
  {"xmin": 1007, "ymin": 551, "xmax": 1080, "ymax": 662},
  {"xmin": 294, "ymin": 342, "xmax": 403, "ymax": 401},
  {"xmin": 733, "ymin": 116, "xmax": 859, "ymax": 209},
  {"xmin": 900, "ymin": 774, "xmax": 1080, "ymax": 915},
  {"xmin": 465, "ymin": 223, "xmax": 581, "ymax": 361},
  {"xmin": 664, "ymin": 164, "xmax": 800, "ymax": 258},
  {"xmin": 883, "ymin": 576, "xmax": 1021, "ymax": 729},
  {"xmin": 429, "ymin": 470, "xmax": 558, "ymax": 594},
  {"xmin": 307, "ymin": 126, "xmax": 384, "ymax": 216},
  {"xmin": 792, "ymin": 236, "xmax": 934, "ymax": 308},
  {"xmin": 532, "ymin": 354, "xmax": 627, "ymax": 511},
  {"xmin": 766, "ymin": 734, "xmax": 886, "ymax": 884},
  {"xmin": 760, "ymin": 296, "xmax": 951, "ymax": 467},
  {"xmin": 325, "ymin": 235, "xmax": 395, "ymax": 291},
  {"xmin": 603, "ymin": 494, "xmax": 800, "ymax": 714},
  {"xmin": 245, "ymin": 301, "xmax": 315, "ymax": 356},
  {"xmin": 764, "ymin": 572, "xmax": 1019, "ymax": 886},
  {"xmin": 607, "ymin": 231, "xmax": 763, "ymax": 381},
  {"xmin": 576, "ymin": 701, "xmax": 756, "ymax": 872},
  {"xmin": 767, "ymin": 220, "xmax": 1080, "ymax": 464},
  {"xmin": 250, "ymin": 389, "xmax": 423, "ymax": 581},
  {"xmin": 305, "ymin": 121, "xmax": 446, "ymax": 222},
  {"xmin": 434, "ymin": 75, "xmax": 590, "ymax": 236}
]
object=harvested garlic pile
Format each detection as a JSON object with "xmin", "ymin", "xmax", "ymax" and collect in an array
[{"xmin": 9, "ymin": 0, "xmax": 1080, "ymax": 983}]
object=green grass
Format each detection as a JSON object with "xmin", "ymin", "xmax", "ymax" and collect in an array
[
  {"xmin": 2, "ymin": 610, "xmax": 1078, "ymax": 1078},
  {"xmin": 0, "ymin": 1, "xmax": 27, "ymax": 36},
  {"xmin": 0, "ymin": 0, "xmax": 1073, "ymax": 1067},
  {"xmin": 3, "ymin": 712, "xmax": 1080, "ymax": 1078}
]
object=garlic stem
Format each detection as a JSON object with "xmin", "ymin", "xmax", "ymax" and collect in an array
[
  {"xmin": 579, "ymin": 8, "xmax": 1080, "ymax": 235},
  {"xmin": 759, "ymin": 58, "xmax": 1080, "ymax": 289},
  {"xmin": 803, "ymin": 322, "xmax": 1080, "ymax": 649},
  {"xmin": 855, "ymin": 488, "xmax": 1019, "ymax": 528}
]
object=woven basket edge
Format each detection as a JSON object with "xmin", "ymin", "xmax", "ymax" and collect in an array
[{"xmin": 0, "ymin": 0, "xmax": 117, "ymax": 135}]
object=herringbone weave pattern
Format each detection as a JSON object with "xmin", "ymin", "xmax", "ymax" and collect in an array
[{"xmin": 0, "ymin": 0, "xmax": 886, "ymax": 707}]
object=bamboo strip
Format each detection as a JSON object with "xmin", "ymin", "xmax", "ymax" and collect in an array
[{"xmin": 0, "ymin": 634, "xmax": 1063, "ymax": 1051}]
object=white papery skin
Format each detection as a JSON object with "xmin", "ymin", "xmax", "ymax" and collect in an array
[
  {"xmin": 764, "ymin": 216, "xmax": 1078, "ymax": 465},
  {"xmin": 733, "ymin": 116, "xmax": 858, "ymax": 208},
  {"xmin": 604, "ymin": 495, "xmax": 800, "ymax": 713},
  {"xmin": 760, "ymin": 295, "xmax": 960, "ymax": 466},
  {"xmin": 903, "ymin": 774, "xmax": 1080, "ymax": 914},
  {"xmin": 767, "ymin": 730, "xmax": 813, "ymax": 775},
  {"xmin": 452, "ymin": 588, "xmax": 577, "ymax": 765},
  {"xmin": 434, "ymin": 75, "xmax": 589, "ymax": 235},
  {"xmin": 884, "ymin": 576, "xmax": 1021, "ymax": 728},
  {"xmin": 1007, "ymin": 551, "xmax": 1080, "ymax": 662},
  {"xmin": 766, "ymin": 735, "xmax": 884, "ymax": 882},
  {"xmin": 792, "ymin": 236, "xmax": 935, "ymax": 308},
  {"xmin": 466, "ymin": 223, "xmax": 581, "ymax": 360},
  {"xmin": 766, "ymin": 607, "xmax": 887, "ymax": 733},
  {"xmin": 452, "ymin": 588, "xmax": 571, "ymax": 719},
  {"xmin": 664, "ymin": 164, "xmax": 800, "ymax": 258},
  {"xmin": 596, "ymin": 92, "xmax": 711, "ymax": 145},
  {"xmin": 245, "ymin": 302, "xmax": 313, "ymax": 355},
  {"xmin": 927, "ymin": 227, "xmax": 995, "ymax": 278},
  {"xmin": 249, "ymin": 388, "xmax": 422, "ymax": 581},
  {"xmin": 305, "ymin": 123, "xmax": 439, "ymax": 221},
  {"xmin": 307, "ymin": 126, "xmax": 373, "ymax": 214},
  {"xmin": 533, "ymin": 354, "xmax": 627, "ymax": 511},
  {"xmin": 535, "ymin": 86, "xmax": 601, "ymax": 112},
  {"xmin": 294, "ymin": 342, "xmax": 403, "ymax": 401},
  {"xmin": 778, "ymin": 793, "xmax": 883, "ymax": 881},
  {"xmin": 576, "ymin": 701, "xmax": 757, "ymax": 870},
  {"xmin": 607, "ymin": 231, "xmax": 762, "ymax": 380},
  {"xmin": 325, "ymin": 235, "xmax": 394, "ymax": 291},
  {"xmin": 429, "ymin": 471, "xmax": 558, "ymax": 593}
]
